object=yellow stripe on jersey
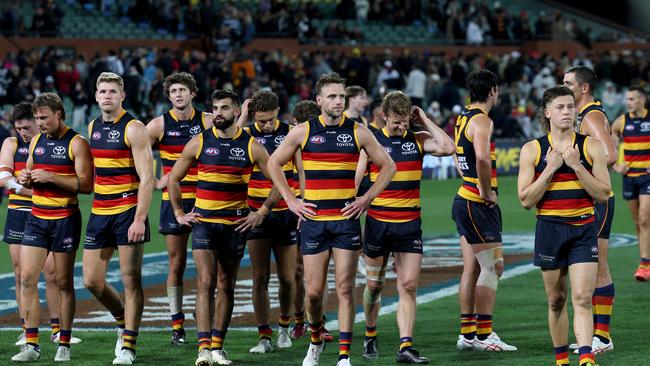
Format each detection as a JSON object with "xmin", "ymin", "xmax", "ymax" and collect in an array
[
  {"xmin": 304, "ymin": 188, "xmax": 357, "ymax": 201},
  {"xmin": 162, "ymin": 191, "xmax": 196, "ymax": 200},
  {"xmin": 537, "ymin": 206, "xmax": 594, "ymax": 218},
  {"xmin": 197, "ymin": 172, "xmax": 251, "ymax": 184},
  {"xmin": 302, "ymin": 161, "xmax": 358, "ymax": 171},
  {"xmin": 372, "ymin": 197, "xmax": 420, "ymax": 208},
  {"xmin": 370, "ymin": 170, "xmax": 421, "ymax": 182},
  {"xmin": 94, "ymin": 182, "xmax": 140, "ymax": 195},
  {"xmin": 32, "ymin": 196, "xmax": 79, "ymax": 207},
  {"xmin": 93, "ymin": 157, "xmax": 135, "ymax": 169}
]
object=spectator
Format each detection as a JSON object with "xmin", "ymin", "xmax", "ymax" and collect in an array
[
  {"xmin": 405, "ymin": 63, "xmax": 427, "ymax": 107},
  {"xmin": 466, "ymin": 16, "xmax": 484, "ymax": 45}
]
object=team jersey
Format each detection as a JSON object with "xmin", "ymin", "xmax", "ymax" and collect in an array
[
  {"xmin": 193, "ymin": 127, "xmax": 255, "ymax": 224},
  {"xmin": 89, "ymin": 110, "xmax": 140, "ymax": 215},
  {"xmin": 454, "ymin": 106, "xmax": 498, "ymax": 203},
  {"xmin": 244, "ymin": 120, "xmax": 294, "ymax": 211},
  {"xmin": 620, "ymin": 109, "xmax": 650, "ymax": 178},
  {"xmin": 301, "ymin": 115, "xmax": 360, "ymax": 221},
  {"xmin": 30, "ymin": 128, "xmax": 81, "ymax": 220},
  {"xmin": 158, "ymin": 108, "xmax": 209, "ymax": 200},
  {"xmin": 8, "ymin": 136, "xmax": 32, "ymax": 210},
  {"xmin": 367, "ymin": 128, "xmax": 423, "ymax": 223},
  {"xmin": 534, "ymin": 133, "xmax": 595, "ymax": 226},
  {"xmin": 577, "ymin": 100, "xmax": 614, "ymax": 197}
]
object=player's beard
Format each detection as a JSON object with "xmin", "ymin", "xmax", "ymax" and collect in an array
[{"xmin": 215, "ymin": 115, "xmax": 235, "ymax": 131}]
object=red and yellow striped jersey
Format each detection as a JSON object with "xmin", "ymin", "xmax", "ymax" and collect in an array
[
  {"xmin": 30, "ymin": 128, "xmax": 80, "ymax": 220},
  {"xmin": 300, "ymin": 115, "xmax": 360, "ymax": 221},
  {"xmin": 244, "ymin": 120, "xmax": 294, "ymax": 211},
  {"xmin": 367, "ymin": 128, "xmax": 423, "ymax": 223},
  {"xmin": 194, "ymin": 127, "xmax": 255, "ymax": 224},
  {"xmin": 454, "ymin": 106, "xmax": 498, "ymax": 203},
  {"xmin": 620, "ymin": 109, "xmax": 650, "ymax": 178},
  {"xmin": 158, "ymin": 108, "xmax": 208, "ymax": 201},
  {"xmin": 577, "ymin": 101, "xmax": 609, "ymax": 134},
  {"xmin": 89, "ymin": 110, "xmax": 140, "ymax": 215},
  {"xmin": 8, "ymin": 136, "xmax": 32, "ymax": 210},
  {"xmin": 534, "ymin": 133, "xmax": 595, "ymax": 226}
]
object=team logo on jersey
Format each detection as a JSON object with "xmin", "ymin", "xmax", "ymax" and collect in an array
[
  {"xmin": 402, "ymin": 142, "xmax": 416, "ymax": 151},
  {"xmin": 53, "ymin": 146, "xmax": 66, "ymax": 156},
  {"xmin": 63, "ymin": 237, "xmax": 73, "ymax": 245},
  {"xmin": 641, "ymin": 122, "xmax": 650, "ymax": 132},
  {"xmin": 17, "ymin": 147, "xmax": 28, "ymax": 155},
  {"xmin": 108, "ymin": 130, "xmax": 121, "ymax": 140},
  {"xmin": 189, "ymin": 125, "xmax": 202, "ymax": 135},
  {"xmin": 167, "ymin": 131, "xmax": 182, "ymax": 137},
  {"xmin": 626, "ymin": 124, "xmax": 635, "ymax": 131},
  {"xmin": 92, "ymin": 132, "xmax": 102, "ymax": 140},
  {"xmin": 384, "ymin": 147, "xmax": 393, "ymax": 154},
  {"xmin": 204, "ymin": 147, "xmax": 219, "ymax": 156},
  {"xmin": 274, "ymin": 135, "xmax": 285, "ymax": 145},
  {"xmin": 256, "ymin": 137, "xmax": 266, "ymax": 145},
  {"xmin": 310, "ymin": 136, "xmax": 326, "ymax": 144},
  {"xmin": 34, "ymin": 147, "xmax": 45, "ymax": 155},
  {"xmin": 337, "ymin": 134, "xmax": 353, "ymax": 143},
  {"xmin": 230, "ymin": 147, "xmax": 245, "ymax": 157}
]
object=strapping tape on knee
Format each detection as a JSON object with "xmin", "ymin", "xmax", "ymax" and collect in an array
[
  {"xmin": 475, "ymin": 247, "xmax": 504, "ymax": 290},
  {"xmin": 365, "ymin": 264, "xmax": 386, "ymax": 283}
]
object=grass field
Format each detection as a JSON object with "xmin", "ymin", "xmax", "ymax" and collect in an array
[{"xmin": 0, "ymin": 176, "xmax": 645, "ymax": 365}]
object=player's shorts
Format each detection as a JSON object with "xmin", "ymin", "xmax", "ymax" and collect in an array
[
  {"xmin": 84, "ymin": 207, "xmax": 150, "ymax": 249},
  {"xmin": 451, "ymin": 197, "xmax": 502, "ymax": 244},
  {"xmin": 159, "ymin": 199, "xmax": 194, "ymax": 235},
  {"xmin": 3, "ymin": 209, "xmax": 30, "ymax": 244},
  {"xmin": 363, "ymin": 216, "xmax": 423, "ymax": 258},
  {"xmin": 595, "ymin": 196, "xmax": 615, "ymax": 240},
  {"xmin": 300, "ymin": 218, "xmax": 361, "ymax": 255},
  {"xmin": 534, "ymin": 219, "xmax": 598, "ymax": 269},
  {"xmin": 622, "ymin": 174, "xmax": 650, "ymax": 200},
  {"xmin": 22, "ymin": 211, "xmax": 82, "ymax": 253},
  {"xmin": 247, "ymin": 210, "xmax": 298, "ymax": 245},
  {"xmin": 191, "ymin": 221, "xmax": 247, "ymax": 259}
]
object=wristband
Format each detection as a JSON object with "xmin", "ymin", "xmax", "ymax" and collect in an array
[{"xmin": 257, "ymin": 205, "xmax": 270, "ymax": 217}]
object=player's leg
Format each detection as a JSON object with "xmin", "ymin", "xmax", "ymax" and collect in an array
[
  {"xmin": 569, "ymin": 262, "xmax": 598, "ymax": 365},
  {"xmin": 248, "ymin": 238, "xmax": 274, "ymax": 353},
  {"xmin": 636, "ymin": 194, "xmax": 650, "ymax": 280},
  {"xmin": 332, "ymin": 247, "xmax": 360, "ymax": 362},
  {"xmin": 43, "ymin": 253, "xmax": 61, "ymax": 341},
  {"xmin": 211, "ymin": 248, "xmax": 242, "ymax": 364},
  {"xmin": 457, "ymin": 236, "xmax": 479, "ymax": 350},
  {"xmin": 542, "ymin": 267, "xmax": 570, "ymax": 366},
  {"xmin": 9, "ymin": 243, "xmax": 25, "ymax": 341},
  {"xmin": 114, "ymin": 244, "xmax": 145, "ymax": 360},
  {"xmin": 165, "ymin": 232, "xmax": 190, "ymax": 344},
  {"xmin": 292, "ymin": 249, "xmax": 307, "ymax": 339},
  {"xmin": 362, "ymin": 254, "xmax": 388, "ymax": 359},
  {"xmin": 274, "ymin": 242, "xmax": 297, "ymax": 348},
  {"xmin": 52, "ymin": 251, "xmax": 76, "ymax": 361},
  {"xmin": 193, "ymin": 248, "xmax": 217, "ymax": 363},
  {"xmin": 592, "ymin": 198, "xmax": 615, "ymax": 351}
]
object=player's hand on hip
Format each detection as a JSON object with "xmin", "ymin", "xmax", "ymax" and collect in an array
[
  {"xmin": 341, "ymin": 196, "xmax": 369, "ymax": 220},
  {"xmin": 234, "ymin": 211, "xmax": 266, "ymax": 233},
  {"xmin": 288, "ymin": 198, "xmax": 316, "ymax": 221},
  {"xmin": 176, "ymin": 212, "xmax": 202, "ymax": 227}
]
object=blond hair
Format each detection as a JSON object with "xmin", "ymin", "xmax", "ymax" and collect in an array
[{"xmin": 96, "ymin": 72, "xmax": 124, "ymax": 90}]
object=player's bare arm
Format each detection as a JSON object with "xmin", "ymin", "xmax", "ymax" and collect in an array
[
  {"xmin": 567, "ymin": 137, "xmax": 611, "ymax": 203},
  {"xmin": 342, "ymin": 125, "xmax": 396, "ymax": 219},
  {"xmin": 354, "ymin": 150, "xmax": 369, "ymax": 192},
  {"xmin": 468, "ymin": 114, "xmax": 496, "ymax": 205},
  {"xmin": 581, "ymin": 112, "xmax": 616, "ymax": 167},
  {"xmin": 267, "ymin": 122, "xmax": 316, "ymax": 220},
  {"xmin": 610, "ymin": 114, "xmax": 628, "ymax": 174},
  {"xmin": 127, "ymin": 120, "xmax": 155, "ymax": 242},
  {"xmin": 518, "ymin": 142, "xmax": 564, "ymax": 210},
  {"xmin": 0, "ymin": 137, "xmax": 32, "ymax": 196},
  {"xmin": 168, "ymin": 135, "xmax": 201, "ymax": 226},
  {"xmin": 236, "ymin": 99, "xmax": 251, "ymax": 128},
  {"xmin": 411, "ymin": 106, "xmax": 455, "ymax": 156}
]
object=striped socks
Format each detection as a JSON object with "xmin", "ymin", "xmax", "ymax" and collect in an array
[
  {"xmin": 171, "ymin": 312, "xmax": 185, "ymax": 332},
  {"xmin": 198, "ymin": 332, "xmax": 211, "ymax": 352},
  {"xmin": 365, "ymin": 324, "xmax": 377, "ymax": 340},
  {"xmin": 309, "ymin": 320, "xmax": 324, "ymax": 345},
  {"xmin": 26, "ymin": 327, "xmax": 39, "ymax": 348},
  {"xmin": 294, "ymin": 311, "xmax": 305, "ymax": 327},
  {"xmin": 279, "ymin": 315, "xmax": 291, "ymax": 330},
  {"xmin": 50, "ymin": 318, "xmax": 61, "ymax": 336},
  {"xmin": 258, "ymin": 324, "xmax": 272, "ymax": 341},
  {"xmin": 593, "ymin": 283, "xmax": 614, "ymax": 344},
  {"xmin": 460, "ymin": 313, "xmax": 477, "ymax": 340},
  {"xmin": 211, "ymin": 329, "xmax": 226, "ymax": 350},
  {"xmin": 112, "ymin": 308, "xmax": 126, "ymax": 330},
  {"xmin": 554, "ymin": 345, "xmax": 569, "ymax": 365},
  {"xmin": 640, "ymin": 257, "xmax": 650, "ymax": 270},
  {"xmin": 121, "ymin": 329, "xmax": 138, "ymax": 353},
  {"xmin": 59, "ymin": 329, "xmax": 72, "ymax": 348},
  {"xmin": 476, "ymin": 314, "xmax": 493, "ymax": 341},
  {"xmin": 578, "ymin": 346, "xmax": 595, "ymax": 365},
  {"xmin": 338, "ymin": 332, "xmax": 352, "ymax": 360},
  {"xmin": 399, "ymin": 336, "xmax": 413, "ymax": 352}
]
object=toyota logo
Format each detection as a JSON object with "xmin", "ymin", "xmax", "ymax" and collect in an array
[
  {"xmin": 337, "ymin": 134, "xmax": 353, "ymax": 143},
  {"xmin": 402, "ymin": 142, "xmax": 416, "ymax": 151},
  {"xmin": 230, "ymin": 147, "xmax": 245, "ymax": 157},
  {"xmin": 274, "ymin": 135, "xmax": 285, "ymax": 145},
  {"xmin": 190, "ymin": 125, "xmax": 201, "ymax": 135},
  {"xmin": 53, "ymin": 146, "xmax": 66, "ymax": 155},
  {"xmin": 108, "ymin": 130, "xmax": 121, "ymax": 140}
]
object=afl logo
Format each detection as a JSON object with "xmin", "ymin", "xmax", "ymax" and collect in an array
[
  {"xmin": 625, "ymin": 124, "xmax": 634, "ymax": 131},
  {"xmin": 108, "ymin": 130, "xmax": 121, "ymax": 140},
  {"xmin": 337, "ymin": 134, "xmax": 353, "ymax": 143},
  {"xmin": 189, "ymin": 125, "xmax": 202, "ymax": 135},
  {"xmin": 274, "ymin": 135, "xmax": 285, "ymax": 145},
  {"xmin": 204, "ymin": 147, "xmax": 219, "ymax": 156},
  {"xmin": 167, "ymin": 131, "xmax": 182, "ymax": 137},
  {"xmin": 18, "ymin": 147, "xmax": 28, "ymax": 154},
  {"xmin": 53, "ymin": 146, "xmax": 66, "ymax": 156},
  {"xmin": 384, "ymin": 147, "xmax": 392, "ymax": 154},
  {"xmin": 230, "ymin": 147, "xmax": 245, "ymax": 157},
  {"xmin": 34, "ymin": 147, "xmax": 45, "ymax": 155},
  {"xmin": 310, "ymin": 136, "xmax": 326, "ymax": 144},
  {"xmin": 92, "ymin": 132, "xmax": 101, "ymax": 140},
  {"xmin": 256, "ymin": 137, "xmax": 266, "ymax": 144},
  {"xmin": 63, "ymin": 237, "xmax": 73, "ymax": 245},
  {"xmin": 402, "ymin": 142, "xmax": 416, "ymax": 151}
]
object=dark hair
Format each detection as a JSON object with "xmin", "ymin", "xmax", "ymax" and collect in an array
[
  {"xmin": 250, "ymin": 90, "xmax": 279, "ymax": 114},
  {"xmin": 292, "ymin": 100, "xmax": 320, "ymax": 123},
  {"xmin": 164, "ymin": 72, "xmax": 198, "ymax": 97},
  {"xmin": 369, "ymin": 99, "xmax": 383, "ymax": 112},
  {"xmin": 382, "ymin": 91, "xmax": 411, "ymax": 116},
  {"xmin": 539, "ymin": 86, "xmax": 574, "ymax": 133},
  {"xmin": 11, "ymin": 102, "xmax": 34, "ymax": 124},
  {"xmin": 315, "ymin": 72, "xmax": 346, "ymax": 96},
  {"xmin": 345, "ymin": 85, "xmax": 366, "ymax": 107},
  {"xmin": 466, "ymin": 69, "xmax": 499, "ymax": 103},
  {"xmin": 33, "ymin": 93, "xmax": 66, "ymax": 121},
  {"xmin": 211, "ymin": 89, "xmax": 240, "ymax": 107},
  {"xmin": 566, "ymin": 65, "xmax": 597, "ymax": 96},
  {"xmin": 628, "ymin": 85, "xmax": 648, "ymax": 98}
]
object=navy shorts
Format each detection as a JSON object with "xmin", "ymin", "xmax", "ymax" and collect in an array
[
  {"xmin": 300, "ymin": 219, "xmax": 362, "ymax": 255},
  {"xmin": 595, "ymin": 196, "xmax": 615, "ymax": 240},
  {"xmin": 534, "ymin": 219, "xmax": 598, "ymax": 269},
  {"xmin": 622, "ymin": 175, "xmax": 650, "ymax": 200},
  {"xmin": 192, "ymin": 221, "xmax": 247, "ymax": 259},
  {"xmin": 247, "ymin": 210, "xmax": 298, "ymax": 245},
  {"xmin": 3, "ymin": 209, "xmax": 30, "ymax": 244},
  {"xmin": 159, "ymin": 199, "xmax": 194, "ymax": 235},
  {"xmin": 84, "ymin": 207, "xmax": 150, "ymax": 249},
  {"xmin": 22, "ymin": 211, "xmax": 82, "ymax": 253},
  {"xmin": 452, "ymin": 197, "xmax": 502, "ymax": 244},
  {"xmin": 363, "ymin": 216, "xmax": 423, "ymax": 258}
]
